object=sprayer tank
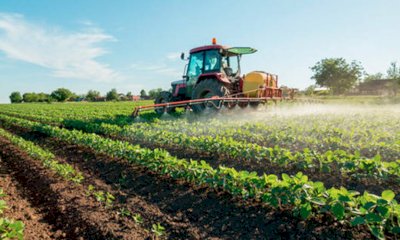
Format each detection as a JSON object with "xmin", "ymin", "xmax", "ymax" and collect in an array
[{"xmin": 243, "ymin": 71, "xmax": 278, "ymax": 97}]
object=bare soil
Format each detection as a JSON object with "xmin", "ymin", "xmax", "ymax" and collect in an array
[{"xmin": 0, "ymin": 157, "xmax": 54, "ymax": 239}]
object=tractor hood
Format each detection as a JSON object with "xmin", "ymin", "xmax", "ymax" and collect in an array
[{"xmin": 226, "ymin": 47, "xmax": 257, "ymax": 55}]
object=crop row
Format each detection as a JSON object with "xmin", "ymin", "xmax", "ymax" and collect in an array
[
  {"xmin": 1, "ymin": 112, "xmax": 399, "ymax": 183},
  {"xmin": 0, "ymin": 101, "xmax": 153, "ymax": 124},
  {"xmin": 137, "ymin": 115, "xmax": 400, "ymax": 161},
  {"xmin": 59, "ymin": 119, "xmax": 400, "ymax": 182},
  {"xmin": 0, "ymin": 127, "xmax": 84, "ymax": 184},
  {"xmin": 0, "ymin": 114, "xmax": 399, "ymax": 238}
]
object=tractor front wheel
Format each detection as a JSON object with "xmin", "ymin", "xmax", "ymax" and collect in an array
[
  {"xmin": 154, "ymin": 91, "xmax": 175, "ymax": 114},
  {"xmin": 191, "ymin": 79, "xmax": 230, "ymax": 113}
]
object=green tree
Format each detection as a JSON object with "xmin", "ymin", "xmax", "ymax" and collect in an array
[
  {"xmin": 364, "ymin": 72, "xmax": 384, "ymax": 82},
  {"xmin": 69, "ymin": 93, "xmax": 79, "ymax": 101},
  {"xmin": 37, "ymin": 93, "xmax": 50, "ymax": 102},
  {"xmin": 106, "ymin": 88, "xmax": 119, "ymax": 101},
  {"xmin": 148, "ymin": 88, "xmax": 163, "ymax": 99},
  {"xmin": 9, "ymin": 92, "xmax": 23, "ymax": 103},
  {"xmin": 86, "ymin": 90, "xmax": 101, "ymax": 101},
  {"xmin": 50, "ymin": 88, "xmax": 73, "ymax": 102},
  {"xmin": 23, "ymin": 92, "xmax": 39, "ymax": 102},
  {"xmin": 140, "ymin": 89, "xmax": 147, "ymax": 98},
  {"xmin": 310, "ymin": 58, "xmax": 363, "ymax": 94}
]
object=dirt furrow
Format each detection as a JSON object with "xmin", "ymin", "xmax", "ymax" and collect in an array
[
  {"xmin": 0, "ymin": 157, "xmax": 54, "ymax": 239},
  {"xmin": 0, "ymin": 136, "xmax": 149, "ymax": 240},
  {"xmin": 28, "ymin": 134, "xmax": 204, "ymax": 239}
]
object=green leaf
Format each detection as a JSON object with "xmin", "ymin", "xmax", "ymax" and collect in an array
[
  {"xmin": 381, "ymin": 190, "xmax": 395, "ymax": 202},
  {"xmin": 391, "ymin": 226, "xmax": 400, "ymax": 234},
  {"xmin": 300, "ymin": 203, "xmax": 312, "ymax": 219},
  {"xmin": 338, "ymin": 195, "xmax": 351, "ymax": 203},
  {"xmin": 363, "ymin": 201, "xmax": 375, "ymax": 210},
  {"xmin": 309, "ymin": 197, "xmax": 326, "ymax": 206},
  {"xmin": 350, "ymin": 216, "xmax": 365, "ymax": 226},
  {"xmin": 331, "ymin": 202, "xmax": 345, "ymax": 220},
  {"xmin": 266, "ymin": 174, "xmax": 278, "ymax": 183},
  {"xmin": 365, "ymin": 213, "xmax": 383, "ymax": 223},
  {"xmin": 369, "ymin": 225, "xmax": 385, "ymax": 240},
  {"xmin": 281, "ymin": 173, "xmax": 290, "ymax": 182},
  {"xmin": 376, "ymin": 206, "xmax": 389, "ymax": 217}
]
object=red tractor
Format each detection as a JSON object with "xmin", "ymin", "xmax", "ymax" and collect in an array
[{"xmin": 132, "ymin": 39, "xmax": 283, "ymax": 117}]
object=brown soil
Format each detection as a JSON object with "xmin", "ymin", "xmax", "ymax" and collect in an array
[
  {"xmin": 0, "ymin": 136, "xmax": 150, "ymax": 240},
  {"xmin": 8, "ymin": 127, "xmax": 377, "ymax": 239},
  {"xmin": 0, "ymin": 157, "xmax": 54, "ymax": 239}
]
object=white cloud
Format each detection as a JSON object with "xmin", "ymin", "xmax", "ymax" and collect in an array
[{"xmin": 0, "ymin": 13, "xmax": 122, "ymax": 82}]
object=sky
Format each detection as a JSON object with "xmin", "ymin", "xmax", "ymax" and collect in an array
[{"xmin": 0, "ymin": 0, "xmax": 399, "ymax": 103}]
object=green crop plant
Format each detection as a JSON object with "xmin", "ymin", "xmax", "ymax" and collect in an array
[
  {"xmin": 84, "ymin": 183, "xmax": 115, "ymax": 208},
  {"xmin": 151, "ymin": 223, "xmax": 165, "ymax": 237},
  {"xmin": 132, "ymin": 214, "xmax": 143, "ymax": 224},
  {"xmin": 0, "ymin": 189, "xmax": 24, "ymax": 240},
  {"xmin": 86, "ymin": 185, "xmax": 95, "ymax": 196},
  {"xmin": 118, "ymin": 208, "xmax": 131, "ymax": 218},
  {"xmin": 0, "ymin": 127, "xmax": 83, "ymax": 184}
]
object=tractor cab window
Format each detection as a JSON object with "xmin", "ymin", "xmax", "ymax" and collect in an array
[
  {"xmin": 222, "ymin": 55, "xmax": 239, "ymax": 76},
  {"xmin": 187, "ymin": 52, "xmax": 204, "ymax": 78},
  {"xmin": 204, "ymin": 50, "xmax": 220, "ymax": 72}
]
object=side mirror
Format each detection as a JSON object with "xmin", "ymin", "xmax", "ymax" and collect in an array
[{"xmin": 180, "ymin": 52, "xmax": 185, "ymax": 60}]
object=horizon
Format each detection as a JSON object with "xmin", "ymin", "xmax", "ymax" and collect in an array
[{"xmin": 1, "ymin": 0, "xmax": 399, "ymax": 103}]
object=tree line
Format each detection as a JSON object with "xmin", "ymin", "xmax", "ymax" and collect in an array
[
  {"xmin": 9, "ymin": 88, "xmax": 165, "ymax": 103},
  {"xmin": 308, "ymin": 59, "xmax": 400, "ymax": 95}
]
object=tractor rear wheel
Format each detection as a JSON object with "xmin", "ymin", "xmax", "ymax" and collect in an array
[
  {"xmin": 154, "ymin": 91, "xmax": 175, "ymax": 114},
  {"xmin": 191, "ymin": 79, "xmax": 230, "ymax": 113}
]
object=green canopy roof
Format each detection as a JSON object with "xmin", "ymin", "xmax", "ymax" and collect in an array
[{"xmin": 227, "ymin": 47, "xmax": 257, "ymax": 55}]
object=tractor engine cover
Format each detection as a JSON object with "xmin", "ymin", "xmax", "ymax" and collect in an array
[{"xmin": 243, "ymin": 71, "xmax": 278, "ymax": 97}]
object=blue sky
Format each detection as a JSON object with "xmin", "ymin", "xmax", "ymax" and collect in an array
[{"xmin": 0, "ymin": 0, "xmax": 399, "ymax": 103}]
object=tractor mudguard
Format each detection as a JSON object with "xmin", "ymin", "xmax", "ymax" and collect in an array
[{"xmin": 196, "ymin": 73, "xmax": 230, "ymax": 85}]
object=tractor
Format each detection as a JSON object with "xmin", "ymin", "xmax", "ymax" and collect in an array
[{"xmin": 132, "ymin": 38, "xmax": 283, "ymax": 117}]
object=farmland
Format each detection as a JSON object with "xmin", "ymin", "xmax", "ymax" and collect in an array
[{"xmin": 0, "ymin": 101, "xmax": 399, "ymax": 239}]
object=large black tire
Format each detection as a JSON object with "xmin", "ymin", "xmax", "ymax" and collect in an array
[
  {"xmin": 191, "ymin": 79, "xmax": 230, "ymax": 113},
  {"xmin": 154, "ymin": 91, "xmax": 176, "ymax": 114}
]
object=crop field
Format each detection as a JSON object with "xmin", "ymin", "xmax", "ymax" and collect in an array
[{"xmin": 0, "ymin": 100, "xmax": 399, "ymax": 239}]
